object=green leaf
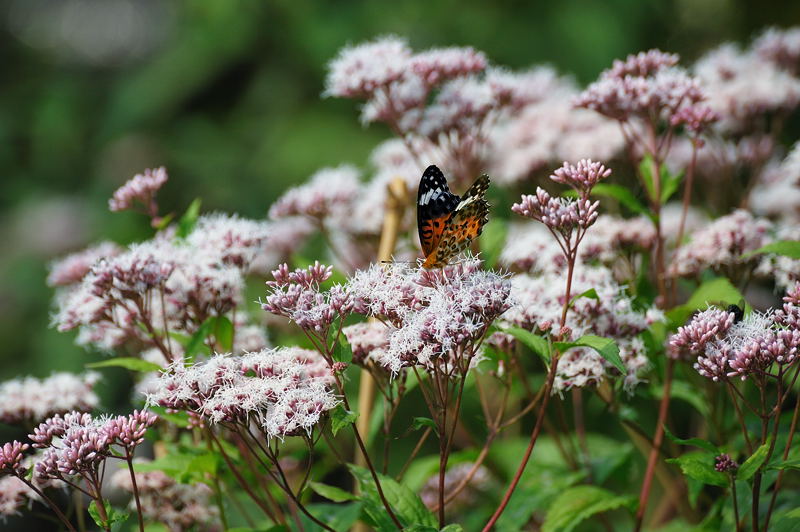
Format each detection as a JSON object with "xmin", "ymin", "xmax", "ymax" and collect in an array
[
  {"xmin": 86, "ymin": 357, "xmax": 161, "ymax": 373},
  {"xmin": 154, "ymin": 212, "xmax": 175, "ymax": 231},
  {"xmin": 663, "ymin": 425, "xmax": 719, "ymax": 454},
  {"xmin": 502, "ymin": 326, "xmax": 550, "ymax": 363},
  {"xmin": 185, "ymin": 317, "xmax": 216, "ymax": 357},
  {"xmin": 569, "ymin": 288, "xmax": 599, "ymax": 308},
  {"xmin": 541, "ymin": 485, "xmax": 635, "ymax": 532},
  {"xmin": 308, "ymin": 481, "xmax": 357, "ymax": 502},
  {"xmin": 685, "ymin": 278, "xmax": 743, "ymax": 310},
  {"xmin": 666, "ymin": 453, "xmax": 728, "ymax": 487},
  {"xmin": 176, "ymin": 198, "xmax": 202, "ymax": 239},
  {"xmin": 440, "ymin": 526, "xmax": 464, "ymax": 532},
  {"xmin": 213, "ymin": 316, "xmax": 234, "ymax": 351},
  {"xmin": 332, "ymin": 338, "xmax": 353, "ymax": 364},
  {"xmin": 88, "ymin": 500, "xmax": 129, "ymax": 529},
  {"xmin": 411, "ymin": 417, "xmax": 437, "ymax": 433},
  {"xmin": 767, "ymin": 459, "xmax": 800, "ymax": 471},
  {"xmin": 556, "ymin": 335, "xmax": 625, "ymax": 374},
  {"xmin": 661, "ymin": 167, "xmax": 684, "ymax": 205},
  {"xmin": 349, "ymin": 464, "xmax": 437, "ymax": 529},
  {"xmin": 639, "ymin": 154, "xmax": 658, "ymax": 204},
  {"xmin": 744, "ymin": 240, "xmax": 800, "ymax": 259},
  {"xmin": 330, "ymin": 405, "xmax": 357, "ymax": 437},
  {"xmin": 588, "ymin": 183, "xmax": 650, "ymax": 217},
  {"xmin": 738, "ymin": 438, "xmax": 772, "ymax": 481},
  {"xmin": 667, "ymin": 278, "xmax": 744, "ymax": 328}
]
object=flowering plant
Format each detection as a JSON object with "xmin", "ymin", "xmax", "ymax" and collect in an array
[{"xmin": 4, "ymin": 27, "xmax": 800, "ymax": 532}]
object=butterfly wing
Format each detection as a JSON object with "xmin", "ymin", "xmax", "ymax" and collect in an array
[
  {"xmin": 417, "ymin": 165, "xmax": 461, "ymax": 257},
  {"xmin": 422, "ymin": 174, "xmax": 490, "ymax": 269}
]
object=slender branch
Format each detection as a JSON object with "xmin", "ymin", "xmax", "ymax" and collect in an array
[
  {"xmin": 124, "ymin": 451, "xmax": 145, "ymax": 532},
  {"xmin": 17, "ymin": 476, "xmax": 77, "ymax": 532},
  {"xmin": 634, "ymin": 358, "xmax": 675, "ymax": 532}
]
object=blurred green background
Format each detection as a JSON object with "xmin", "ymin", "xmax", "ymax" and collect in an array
[{"xmin": 1, "ymin": 0, "xmax": 799, "ymax": 387}]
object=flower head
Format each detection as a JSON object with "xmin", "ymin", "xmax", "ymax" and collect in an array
[
  {"xmin": 325, "ymin": 36, "xmax": 412, "ymax": 98},
  {"xmin": 349, "ymin": 259, "xmax": 511, "ymax": 374},
  {"xmin": 549, "ymin": 159, "xmax": 611, "ymax": 197},
  {"xmin": 108, "ymin": 167, "xmax": 168, "ymax": 214},
  {"xmin": 715, "ymin": 453, "xmax": 738, "ymax": 473},
  {"xmin": 0, "ymin": 442, "xmax": 30, "ymax": 476},
  {"xmin": 147, "ymin": 348, "xmax": 337, "ymax": 438},
  {"xmin": 0, "ymin": 372, "xmax": 100, "ymax": 425},
  {"xmin": 263, "ymin": 262, "xmax": 352, "ymax": 335},
  {"xmin": 47, "ymin": 241, "xmax": 122, "ymax": 287},
  {"xmin": 668, "ymin": 210, "xmax": 772, "ymax": 278}
]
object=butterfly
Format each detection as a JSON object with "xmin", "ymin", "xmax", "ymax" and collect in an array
[{"xmin": 417, "ymin": 165, "xmax": 490, "ymax": 269}]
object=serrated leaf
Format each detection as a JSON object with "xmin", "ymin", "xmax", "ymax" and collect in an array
[
  {"xmin": 738, "ymin": 438, "xmax": 772, "ymax": 481},
  {"xmin": 588, "ymin": 183, "xmax": 650, "ymax": 217},
  {"xmin": 744, "ymin": 240, "xmax": 800, "ymax": 259},
  {"xmin": 480, "ymin": 217, "xmax": 509, "ymax": 269},
  {"xmin": 332, "ymin": 338, "xmax": 353, "ymax": 364},
  {"xmin": 308, "ymin": 481, "xmax": 357, "ymax": 502},
  {"xmin": 176, "ymin": 198, "xmax": 202, "ymax": 239},
  {"xmin": 556, "ymin": 335, "xmax": 625, "ymax": 374},
  {"xmin": 330, "ymin": 405, "xmax": 357, "ymax": 437},
  {"xmin": 663, "ymin": 425, "xmax": 719, "ymax": 454},
  {"xmin": 541, "ymin": 485, "xmax": 635, "ymax": 532},
  {"xmin": 502, "ymin": 326, "xmax": 550, "ymax": 363},
  {"xmin": 88, "ymin": 500, "xmax": 129, "ymax": 529},
  {"xmin": 348, "ymin": 464, "xmax": 437, "ymax": 529},
  {"xmin": 86, "ymin": 357, "xmax": 162, "ymax": 373},
  {"xmin": 666, "ymin": 453, "xmax": 727, "ymax": 487}
]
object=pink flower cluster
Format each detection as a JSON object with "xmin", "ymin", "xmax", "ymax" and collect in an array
[
  {"xmin": 263, "ymin": 262, "xmax": 352, "ymax": 335},
  {"xmin": 53, "ymin": 214, "xmax": 269, "ymax": 353},
  {"xmin": 29, "ymin": 410, "xmax": 157, "ymax": 480},
  {"xmin": 347, "ymin": 260, "xmax": 511, "ymax": 374},
  {"xmin": 0, "ymin": 372, "xmax": 99, "ymax": 425},
  {"xmin": 671, "ymin": 300, "xmax": 800, "ymax": 381},
  {"xmin": 146, "ymin": 347, "xmax": 337, "ymax": 438},
  {"xmin": 575, "ymin": 49, "xmax": 704, "ymax": 123},
  {"xmin": 668, "ymin": 210, "xmax": 772, "ymax": 278},
  {"xmin": 108, "ymin": 167, "xmax": 168, "ymax": 214}
]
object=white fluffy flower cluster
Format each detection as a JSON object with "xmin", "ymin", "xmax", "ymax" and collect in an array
[
  {"xmin": 53, "ymin": 213, "xmax": 270, "ymax": 353},
  {"xmin": 348, "ymin": 260, "xmax": 512, "ymax": 374},
  {"xmin": 502, "ymin": 265, "xmax": 661, "ymax": 392},
  {"xmin": 146, "ymin": 347, "xmax": 337, "ymax": 438},
  {"xmin": 0, "ymin": 372, "xmax": 100, "ymax": 425}
]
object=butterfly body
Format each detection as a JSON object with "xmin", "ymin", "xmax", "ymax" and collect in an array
[{"xmin": 417, "ymin": 165, "xmax": 490, "ymax": 269}]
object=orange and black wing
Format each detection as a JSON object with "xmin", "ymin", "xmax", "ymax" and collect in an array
[
  {"xmin": 422, "ymin": 174, "xmax": 490, "ymax": 269},
  {"xmin": 417, "ymin": 165, "xmax": 460, "ymax": 257}
]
